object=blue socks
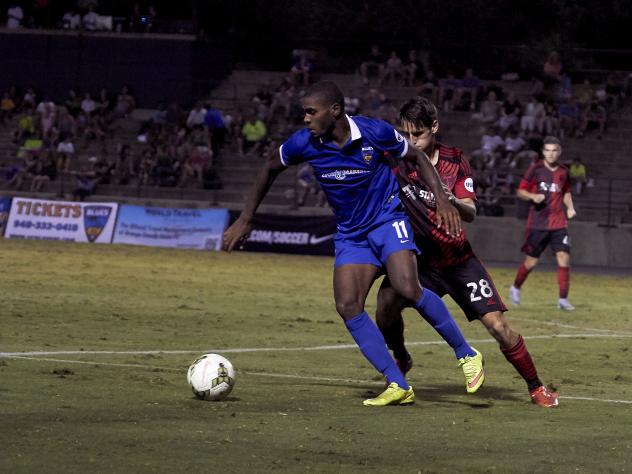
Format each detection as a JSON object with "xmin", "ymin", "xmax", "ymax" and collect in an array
[
  {"xmin": 415, "ymin": 289, "xmax": 476, "ymax": 359},
  {"xmin": 345, "ymin": 312, "xmax": 409, "ymax": 389}
]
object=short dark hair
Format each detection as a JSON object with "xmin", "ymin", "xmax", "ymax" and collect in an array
[
  {"xmin": 305, "ymin": 81, "xmax": 345, "ymax": 112},
  {"xmin": 542, "ymin": 136, "xmax": 561, "ymax": 147},
  {"xmin": 399, "ymin": 96, "xmax": 438, "ymax": 129}
]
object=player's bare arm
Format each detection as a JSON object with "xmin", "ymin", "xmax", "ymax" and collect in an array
[
  {"xmin": 223, "ymin": 153, "xmax": 287, "ymax": 252},
  {"xmin": 563, "ymin": 192, "xmax": 576, "ymax": 219},
  {"xmin": 517, "ymin": 188, "xmax": 545, "ymax": 204},
  {"xmin": 445, "ymin": 189, "xmax": 476, "ymax": 223},
  {"xmin": 404, "ymin": 146, "xmax": 461, "ymax": 236}
]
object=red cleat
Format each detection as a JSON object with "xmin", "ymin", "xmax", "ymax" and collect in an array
[{"xmin": 530, "ymin": 386, "xmax": 559, "ymax": 408}]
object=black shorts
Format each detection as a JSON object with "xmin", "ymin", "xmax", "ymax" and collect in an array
[
  {"xmin": 521, "ymin": 228, "xmax": 570, "ymax": 258},
  {"xmin": 418, "ymin": 256, "xmax": 507, "ymax": 322}
]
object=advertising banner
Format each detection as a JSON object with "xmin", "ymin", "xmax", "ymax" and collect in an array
[
  {"xmin": 113, "ymin": 205, "xmax": 229, "ymax": 250},
  {"xmin": 0, "ymin": 196, "xmax": 12, "ymax": 237},
  {"xmin": 4, "ymin": 197, "xmax": 118, "ymax": 243},
  {"xmin": 230, "ymin": 211, "xmax": 336, "ymax": 256}
]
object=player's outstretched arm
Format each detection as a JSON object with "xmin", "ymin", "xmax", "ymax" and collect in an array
[
  {"xmin": 449, "ymin": 193, "xmax": 477, "ymax": 223},
  {"xmin": 404, "ymin": 147, "xmax": 461, "ymax": 236},
  {"xmin": 223, "ymin": 153, "xmax": 287, "ymax": 252}
]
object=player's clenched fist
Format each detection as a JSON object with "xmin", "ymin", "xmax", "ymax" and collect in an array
[{"xmin": 223, "ymin": 218, "xmax": 251, "ymax": 252}]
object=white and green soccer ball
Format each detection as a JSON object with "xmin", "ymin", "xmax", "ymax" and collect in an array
[{"xmin": 187, "ymin": 353, "xmax": 236, "ymax": 401}]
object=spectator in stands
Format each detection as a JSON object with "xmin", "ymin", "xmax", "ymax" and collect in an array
[
  {"xmin": 203, "ymin": 104, "xmax": 228, "ymax": 158},
  {"xmin": 238, "ymin": 111, "xmax": 267, "ymax": 156},
  {"xmin": 575, "ymin": 79, "xmax": 594, "ymax": 109},
  {"xmin": 344, "ymin": 94, "xmax": 360, "ymax": 116},
  {"xmin": 113, "ymin": 144, "xmax": 135, "ymax": 185},
  {"xmin": 111, "ymin": 85, "xmax": 136, "ymax": 120},
  {"xmin": 179, "ymin": 143, "xmax": 209, "ymax": 188},
  {"xmin": 497, "ymin": 92, "xmax": 522, "ymax": 133},
  {"xmin": 6, "ymin": 3, "xmax": 24, "ymax": 29},
  {"xmin": 579, "ymin": 101, "xmax": 607, "ymax": 139},
  {"xmin": 359, "ymin": 45, "xmax": 385, "ymax": 85},
  {"xmin": 558, "ymin": 98, "xmax": 582, "ymax": 138},
  {"xmin": 146, "ymin": 5, "xmax": 158, "ymax": 33},
  {"xmin": 82, "ymin": 5, "xmax": 99, "ymax": 31},
  {"xmin": 471, "ymin": 125, "xmax": 504, "ymax": 168},
  {"xmin": 81, "ymin": 113, "xmax": 107, "ymax": 151},
  {"xmin": 62, "ymin": 8, "xmax": 81, "ymax": 29},
  {"xmin": 30, "ymin": 151, "xmax": 57, "ymax": 192},
  {"xmin": 542, "ymin": 100, "xmax": 560, "ymax": 136},
  {"xmin": 542, "ymin": 51, "xmax": 563, "ymax": 85},
  {"xmin": 296, "ymin": 163, "xmax": 325, "ymax": 207},
  {"xmin": 63, "ymin": 89, "xmax": 81, "ymax": 116},
  {"xmin": 454, "ymin": 68, "xmax": 481, "ymax": 111},
  {"xmin": 22, "ymin": 87, "xmax": 36, "ymax": 112},
  {"xmin": 186, "ymin": 101, "xmax": 207, "ymax": 129},
  {"xmin": 72, "ymin": 164, "xmax": 100, "ymax": 201},
  {"xmin": 472, "ymin": 90, "xmax": 501, "ymax": 126},
  {"xmin": 56, "ymin": 133, "xmax": 76, "ymax": 171},
  {"xmin": 403, "ymin": 50, "xmax": 425, "ymax": 87},
  {"xmin": 604, "ymin": 73, "xmax": 626, "ymax": 109},
  {"xmin": 137, "ymin": 147, "xmax": 157, "ymax": 185},
  {"xmin": 362, "ymin": 87, "xmax": 386, "ymax": 115},
  {"xmin": 504, "ymin": 129, "xmax": 537, "ymax": 169},
  {"xmin": 521, "ymin": 96, "xmax": 545, "ymax": 135},
  {"xmin": 569, "ymin": 157, "xmax": 587, "ymax": 195},
  {"xmin": 438, "ymin": 70, "xmax": 461, "ymax": 112},
  {"xmin": 13, "ymin": 113, "xmax": 35, "ymax": 144},
  {"xmin": 252, "ymin": 80, "xmax": 273, "ymax": 120},
  {"xmin": 165, "ymin": 101, "xmax": 185, "ymax": 126},
  {"xmin": 39, "ymin": 103, "xmax": 57, "ymax": 140},
  {"xmin": 419, "ymin": 69, "xmax": 439, "ymax": 104},
  {"xmin": 81, "ymin": 92, "xmax": 97, "ymax": 116},
  {"xmin": 54, "ymin": 106, "xmax": 77, "ymax": 139},
  {"xmin": 0, "ymin": 91, "xmax": 16, "ymax": 124},
  {"xmin": 95, "ymin": 88, "xmax": 112, "ymax": 117},
  {"xmin": 380, "ymin": 51, "xmax": 404, "ymax": 85},
  {"xmin": 290, "ymin": 55, "xmax": 314, "ymax": 87}
]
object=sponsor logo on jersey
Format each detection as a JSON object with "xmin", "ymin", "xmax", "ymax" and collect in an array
[
  {"xmin": 321, "ymin": 169, "xmax": 370, "ymax": 181},
  {"xmin": 362, "ymin": 145, "xmax": 374, "ymax": 163},
  {"xmin": 464, "ymin": 177, "xmax": 474, "ymax": 192},
  {"xmin": 538, "ymin": 181, "xmax": 560, "ymax": 193},
  {"xmin": 83, "ymin": 205, "xmax": 113, "ymax": 242}
]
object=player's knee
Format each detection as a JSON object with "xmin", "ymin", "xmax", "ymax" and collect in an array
[
  {"xmin": 335, "ymin": 299, "xmax": 364, "ymax": 319},
  {"xmin": 390, "ymin": 280, "xmax": 421, "ymax": 305}
]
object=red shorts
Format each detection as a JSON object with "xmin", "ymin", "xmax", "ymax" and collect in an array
[{"xmin": 418, "ymin": 256, "xmax": 507, "ymax": 322}]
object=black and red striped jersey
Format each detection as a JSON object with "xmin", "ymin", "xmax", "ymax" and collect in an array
[
  {"xmin": 393, "ymin": 144, "xmax": 476, "ymax": 267},
  {"xmin": 519, "ymin": 160, "xmax": 571, "ymax": 230}
]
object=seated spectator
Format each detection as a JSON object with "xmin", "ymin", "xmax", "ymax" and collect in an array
[
  {"xmin": 55, "ymin": 105, "xmax": 78, "ymax": 140},
  {"xmin": 62, "ymin": 9, "xmax": 81, "ymax": 29},
  {"xmin": 504, "ymin": 129, "xmax": 538, "ymax": 169},
  {"xmin": 137, "ymin": 148, "xmax": 157, "ymax": 185},
  {"xmin": 541, "ymin": 100, "xmax": 560, "ymax": 136},
  {"xmin": 238, "ymin": 112, "xmax": 267, "ymax": 156},
  {"xmin": 604, "ymin": 73, "xmax": 626, "ymax": 109},
  {"xmin": 82, "ymin": 6, "xmax": 99, "ymax": 31},
  {"xmin": 569, "ymin": 157, "xmax": 587, "ymax": 195},
  {"xmin": 497, "ymin": 92, "xmax": 522, "ymax": 132},
  {"xmin": 203, "ymin": 104, "xmax": 228, "ymax": 158},
  {"xmin": 575, "ymin": 79, "xmax": 594, "ymax": 109},
  {"xmin": 579, "ymin": 101, "xmax": 607, "ymax": 139},
  {"xmin": 30, "ymin": 151, "xmax": 57, "ymax": 192},
  {"xmin": 290, "ymin": 55, "xmax": 314, "ymax": 87},
  {"xmin": 81, "ymin": 92, "xmax": 97, "ymax": 116},
  {"xmin": 438, "ymin": 71, "xmax": 461, "ymax": 112},
  {"xmin": 380, "ymin": 51, "xmax": 404, "ymax": 85},
  {"xmin": 179, "ymin": 143, "xmax": 211, "ymax": 188},
  {"xmin": 6, "ymin": 3, "xmax": 24, "ymax": 29},
  {"xmin": 520, "ymin": 96, "xmax": 545, "ymax": 135},
  {"xmin": 0, "ymin": 92, "xmax": 16, "ymax": 124},
  {"xmin": 81, "ymin": 113, "xmax": 107, "ymax": 151},
  {"xmin": 542, "ymin": 51, "xmax": 563, "ymax": 85},
  {"xmin": 72, "ymin": 165, "xmax": 100, "ymax": 201},
  {"xmin": 471, "ymin": 126, "xmax": 504, "ymax": 167},
  {"xmin": 418, "ymin": 70, "xmax": 439, "ymax": 104},
  {"xmin": 296, "ymin": 163, "xmax": 325, "ymax": 207},
  {"xmin": 558, "ymin": 98, "xmax": 582, "ymax": 138},
  {"xmin": 252, "ymin": 81, "xmax": 273, "ymax": 120},
  {"xmin": 13, "ymin": 113, "xmax": 35, "ymax": 144},
  {"xmin": 23, "ymin": 87, "xmax": 37, "ymax": 112},
  {"xmin": 111, "ymin": 85, "xmax": 136, "ymax": 120},
  {"xmin": 95, "ymin": 88, "xmax": 112, "ymax": 117},
  {"xmin": 403, "ymin": 50, "xmax": 425, "ymax": 87},
  {"xmin": 344, "ymin": 95, "xmax": 360, "ymax": 116},
  {"xmin": 454, "ymin": 68, "xmax": 481, "ymax": 111},
  {"xmin": 64, "ymin": 89, "xmax": 81, "ymax": 116},
  {"xmin": 362, "ymin": 87, "xmax": 386, "ymax": 115},
  {"xmin": 186, "ymin": 101, "xmax": 207, "ymax": 129},
  {"xmin": 359, "ymin": 45, "xmax": 385, "ymax": 85},
  {"xmin": 56, "ymin": 134, "xmax": 76, "ymax": 171},
  {"xmin": 113, "ymin": 144, "xmax": 135, "ymax": 185},
  {"xmin": 472, "ymin": 91, "xmax": 501, "ymax": 126}
]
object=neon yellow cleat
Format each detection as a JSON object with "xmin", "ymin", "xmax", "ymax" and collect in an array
[
  {"xmin": 458, "ymin": 347, "xmax": 485, "ymax": 394},
  {"xmin": 363, "ymin": 382, "xmax": 415, "ymax": 406}
]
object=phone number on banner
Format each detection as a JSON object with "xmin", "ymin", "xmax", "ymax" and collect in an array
[{"xmin": 13, "ymin": 220, "xmax": 79, "ymax": 232}]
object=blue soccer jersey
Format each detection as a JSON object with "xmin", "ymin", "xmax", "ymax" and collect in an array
[{"xmin": 280, "ymin": 115, "xmax": 409, "ymax": 238}]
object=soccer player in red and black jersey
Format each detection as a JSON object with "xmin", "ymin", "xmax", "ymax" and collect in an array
[
  {"xmin": 377, "ymin": 96, "xmax": 559, "ymax": 407},
  {"xmin": 509, "ymin": 136, "xmax": 577, "ymax": 311}
]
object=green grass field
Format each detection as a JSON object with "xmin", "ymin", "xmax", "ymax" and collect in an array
[{"xmin": 1, "ymin": 240, "xmax": 631, "ymax": 473}]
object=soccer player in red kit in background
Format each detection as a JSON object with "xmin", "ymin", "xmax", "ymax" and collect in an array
[
  {"xmin": 376, "ymin": 96, "xmax": 559, "ymax": 407},
  {"xmin": 509, "ymin": 136, "xmax": 577, "ymax": 310}
]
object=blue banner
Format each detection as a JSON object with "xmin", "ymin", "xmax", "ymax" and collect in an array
[
  {"xmin": 0, "ymin": 196, "xmax": 12, "ymax": 237},
  {"xmin": 113, "ymin": 205, "xmax": 229, "ymax": 250}
]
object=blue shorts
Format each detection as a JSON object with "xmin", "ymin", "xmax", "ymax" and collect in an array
[{"xmin": 334, "ymin": 217, "xmax": 419, "ymax": 268}]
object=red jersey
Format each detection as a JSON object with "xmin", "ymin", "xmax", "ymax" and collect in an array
[
  {"xmin": 393, "ymin": 144, "xmax": 476, "ymax": 267},
  {"xmin": 519, "ymin": 160, "xmax": 571, "ymax": 230}
]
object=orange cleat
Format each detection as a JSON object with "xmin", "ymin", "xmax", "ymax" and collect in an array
[{"xmin": 530, "ymin": 386, "xmax": 560, "ymax": 408}]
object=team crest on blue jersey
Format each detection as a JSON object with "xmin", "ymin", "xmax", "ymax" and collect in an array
[
  {"xmin": 83, "ymin": 205, "xmax": 113, "ymax": 242},
  {"xmin": 362, "ymin": 145, "xmax": 374, "ymax": 163}
]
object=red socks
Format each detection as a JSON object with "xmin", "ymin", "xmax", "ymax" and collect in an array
[
  {"xmin": 557, "ymin": 267, "xmax": 570, "ymax": 298},
  {"xmin": 513, "ymin": 263, "xmax": 531, "ymax": 288},
  {"xmin": 501, "ymin": 335, "xmax": 541, "ymax": 390}
]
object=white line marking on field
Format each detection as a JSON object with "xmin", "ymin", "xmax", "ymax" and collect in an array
[
  {"xmin": 509, "ymin": 316, "xmax": 632, "ymax": 335},
  {"xmin": 1, "ymin": 333, "xmax": 631, "ymax": 358},
  {"xmin": 7, "ymin": 355, "xmax": 632, "ymax": 405}
]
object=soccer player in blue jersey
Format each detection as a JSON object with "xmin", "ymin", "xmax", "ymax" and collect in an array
[{"xmin": 224, "ymin": 81, "xmax": 484, "ymax": 406}]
